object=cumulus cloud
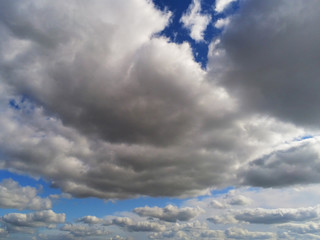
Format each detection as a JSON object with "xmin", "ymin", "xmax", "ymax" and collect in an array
[
  {"xmin": 133, "ymin": 205, "xmax": 202, "ymax": 222},
  {"xmin": 0, "ymin": 0, "xmax": 246, "ymax": 200},
  {"xmin": 0, "ymin": 178, "xmax": 51, "ymax": 210},
  {"xmin": 0, "ymin": 0, "xmax": 319, "ymax": 202},
  {"xmin": 1, "ymin": 210, "xmax": 65, "ymax": 233},
  {"xmin": 180, "ymin": 0, "xmax": 211, "ymax": 41}
]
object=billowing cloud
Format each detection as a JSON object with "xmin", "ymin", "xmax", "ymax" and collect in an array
[
  {"xmin": 0, "ymin": 178, "xmax": 51, "ymax": 210},
  {"xmin": 180, "ymin": 0, "xmax": 211, "ymax": 41},
  {"xmin": 133, "ymin": 205, "xmax": 202, "ymax": 222},
  {"xmin": 0, "ymin": 0, "xmax": 319, "ymax": 203}
]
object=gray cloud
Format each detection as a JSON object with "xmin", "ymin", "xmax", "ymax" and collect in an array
[
  {"xmin": 1, "ymin": 210, "xmax": 65, "ymax": 233},
  {"xmin": 0, "ymin": 0, "xmax": 243, "ymax": 200},
  {"xmin": 0, "ymin": 178, "xmax": 51, "ymax": 210},
  {"xmin": 240, "ymin": 139, "xmax": 320, "ymax": 187},
  {"xmin": 0, "ymin": 0, "xmax": 319, "ymax": 201},
  {"xmin": 209, "ymin": 0, "xmax": 320, "ymax": 128},
  {"xmin": 133, "ymin": 205, "xmax": 202, "ymax": 222}
]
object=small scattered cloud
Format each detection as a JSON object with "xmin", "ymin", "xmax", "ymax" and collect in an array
[
  {"xmin": 180, "ymin": 0, "xmax": 211, "ymax": 41},
  {"xmin": 215, "ymin": 0, "xmax": 237, "ymax": 13},
  {"xmin": 133, "ymin": 205, "xmax": 203, "ymax": 222}
]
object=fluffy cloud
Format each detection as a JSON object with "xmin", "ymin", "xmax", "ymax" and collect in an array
[
  {"xmin": 1, "ymin": 210, "xmax": 65, "ymax": 233},
  {"xmin": 180, "ymin": 0, "xmax": 211, "ymax": 41},
  {"xmin": 0, "ymin": 0, "xmax": 245, "ymax": 200},
  {"xmin": 133, "ymin": 205, "xmax": 202, "ymax": 222},
  {"xmin": 0, "ymin": 0, "xmax": 319, "ymax": 202},
  {"xmin": 0, "ymin": 178, "xmax": 51, "ymax": 210}
]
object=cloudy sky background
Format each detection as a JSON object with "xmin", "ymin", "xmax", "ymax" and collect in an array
[{"xmin": 0, "ymin": 0, "xmax": 320, "ymax": 239}]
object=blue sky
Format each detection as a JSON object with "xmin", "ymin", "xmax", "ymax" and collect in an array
[{"xmin": 1, "ymin": 0, "xmax": 320, "ymax": 239}]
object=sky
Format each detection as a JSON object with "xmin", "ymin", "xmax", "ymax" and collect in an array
[{"xmin": 0, "ymin": 0, "xmax": 320, "ymax": 239}]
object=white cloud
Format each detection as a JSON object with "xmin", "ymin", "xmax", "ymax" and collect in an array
[
  {"xmin": 0, "ymin": 178, "xmax": 51, "ymax": 210},
  {"xmin": 215, "ymin": 0, "xmax": 237, "ymax": 13},
  {"xmin": 214, "ymin": 17, "xmax": 230, "ymax": 28},
  {"xmin": 180, "ymin": 0, "xmax": 211, "ymax": 41}
]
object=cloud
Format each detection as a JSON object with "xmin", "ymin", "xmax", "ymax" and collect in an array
[
  {"xmin": 0, "ymin": 178, "xmax": 51, "ymax": 210},
  {"xmin": 225, "ymin": 227, "xmax": 275, "ymax": 239},
  {"xmin": 234, "ymin": 206, "xmax": 319, "ymax": 224},
  {"xmin": 133, "ymin": 205, "xmax": 203, "ymax": 222},
  {"xmin": 61, "ymin": 223, "xmax": 110, "ymax": 237},
  {"xmin": 214, "ymin": 18, "xmax": 230, "ymax": 29},
  {"xmin": 77, "ymin": 216, "xmax": 103, "ymax": 225},
  {"xmin": 215, "ymin": 0, "xmax": 237, "ymax": 13},
  {"xmin": 106, "ymin": 217, "xmax": 166, "ymax": 232},
  {"xmin": 278, "ymin": 222, "xmax": 320, "ymax": 234},
  {"xmin": 180, "ymin": 0, "xmax": 211, "ymax": 41},
  {"xmin": 0, "ymin": 0, "xmax": 319, "ymax": 202},
  {"xmin": 1, "ymin": 210, "xmax": 65, "ymax": 233},
  {"xmin": 209, "ymin": 0, "xmax": 320, "ymax": 128},
  {"xmin": 240, "ymin": 138, "xmax": 320, "ymax": 187}
]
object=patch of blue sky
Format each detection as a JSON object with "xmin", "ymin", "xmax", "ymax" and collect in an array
[
  {"xmin": 293, "ymin": 135, "xmax": 314, "ymax": 142},
  {"xmin": 152, "ymin": 0, "xmax": 239, "ymax": 68}
]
